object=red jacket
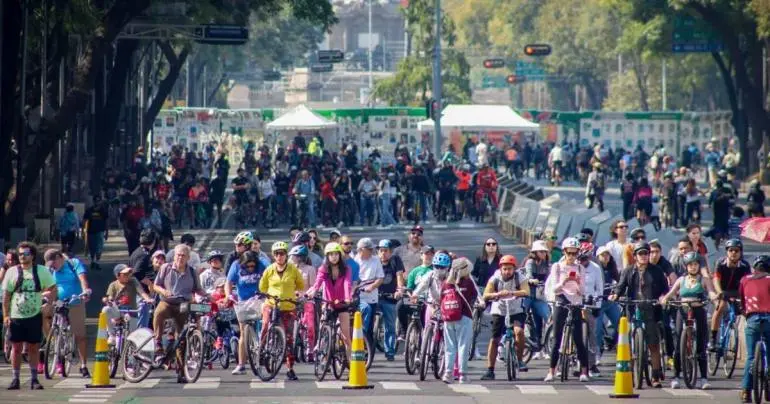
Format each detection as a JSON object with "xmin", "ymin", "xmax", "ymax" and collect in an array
[{"xmin": 739, "ymin": 274, "xmax": 770, "ymax": 315}]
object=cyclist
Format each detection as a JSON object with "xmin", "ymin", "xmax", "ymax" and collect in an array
[
  {"xmin": 293, "ymin": 169, "xmax": 317, "ymax": 227},
  {"xmin": 104, "ymin": 264, "xmax": 153, "ymax": 344},
  {"xmin": 199, "ymin": 250, "xmax": 226, "ymax": 294},
  {"xmin": 225, "ymin": 231, "xmax": 254, "ymax": 274},
  {"xmin": 394, "ymin": 226, "xmax": 425, "ymax": 277},
  {"xmin": 411, "ymin": 250, "xmax": 450, "ymax": 323},
  {"xmin": 231, "ymin": 168, "xmax": 251, "ymax": 211},
  {"xmin": 258, "ymin": 242, "xmax": 304, "ymax": 381},
  {"xmin": 603, "ymin": 220, "xmax": 630, "ymax": 269},
  {"xmin": 340, "ymin": 236, "xmax": 361, "ymax": 284},
  {"xmin": 249, "ymin": 235, "xmax": 273, "ymax": 268},
  {"xmin": 544, "ymin": 238, "xmax": 590, "ymax": 382},
  {"xmin": 609, "ymin": 241, "xmax": 669, "ymax": 388},
  {"xmin": 709, "ymin": 238, "xmax": 751, "ymax": 348},
  {"xmin": 543, "ymin": 230, "xmax": 562, "ymax": 264},
  {"xmin": 43, "ymin": 249, "xmax": 92, "ymax": 378},
  {"xmin": 524, "ymin": 240, "xmax": 551, "ymax": 358},
  {"xmin": 305, "ymin": 242, "xmax": 353, "ymax": 359},
  {"xmin": 165, "ymin": 234, "xmax": 201, "ymax": 272},
  {"xmin": 577, "ymin": 242, "xmax": 603, "ymax": 377},
  {"xmin": 622, "ymin": 227, "xmax": 647, "ymax": 268},
  {"xmin": 406, "ymin": 246, "xmax": 436, "ymax": 298},
  {"xmin": 292, "ymin": 232, "xmax": 323, "ymax": 269},
  {"xmin": 474, "ymin": 162, "xmax": 498, "ymax": 212},
  {"xmin": 454, "ymin": 164, "xmax": 472, "ymax": 220},
  {"xmin": 226, "ymin": 250, "xmax": 265, "ymax": 375},
  {"xmin": 471, "ymin": 238, "xmax": 502, "ymax": 295},
  {"xmin": 354, "ymin": 238, "xmax": 384, "ymax": 345},
  {"xmin": 289, "ymin": 245, "xmax": 317, "ymax": 360},
  {"xmin": 738, "ymin": 255, "xmax": 770, "ymax": 403},
  {"xmin": 375, "ymin": 239, "xmax": 405, "ymax": 361},
  {"xmin": 152, "ymin": 244, "xmax": 208, "ymax": 383},
  {"xmin": 128, "ymin": 229, "xmax": 158, "ymax": 328},
  {"xmin": 548, "ymin": 142, "xmax": 563, "ymax": 184},
  {"xmin": 3, "ymin": 242, "xmax": 56, "ymax": 390},
  {"xmin": 595, "ymin": 246, "xmax": 620, "ymax": 365},
  {"xmin": 480, "ymin": 254, "xmax": 529, "ymax": 380},
  {"xmin": 660, "ymin": 252, "xmax": 717, "ymax": 390}
]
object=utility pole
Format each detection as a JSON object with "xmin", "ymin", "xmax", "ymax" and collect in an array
[
  {"xmin": 432, "ymin": 0, "xmax": 442, "ymax": 157},
  {"xmin": 662, "ymin": 59, "xmax": 667, "ymax": 110},
  {"xmin": 368, "ymin": 0, "xmax": 373, "ymax": 91}
]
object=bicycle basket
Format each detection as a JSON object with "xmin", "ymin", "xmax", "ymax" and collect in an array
[
  {"xmin": 235, "ymin": 298, "xmax": 262, "ymax": 322},
  {"xmin": 217, "ymin": 308, "xmax": 236, "ymax": 322},
  {"xmin": 189, "ymin": 303, "xmax": 212, "ymax": 314}
]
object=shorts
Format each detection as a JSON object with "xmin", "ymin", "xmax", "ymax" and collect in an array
[
  {"xmin": 42, "ymin": 302, "xmax": 87, "ymax": 338},
  {"xmin": 9, "ymin": 313, "xmax": 43, "ymax": 344},
  {"xmin": 490, "ymin": 313, "xmax": 526, "ymax": 339}
]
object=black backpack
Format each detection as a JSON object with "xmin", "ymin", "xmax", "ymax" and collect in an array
[{"xmin": 13, "ymin": 265, "xmax": 42, "ymax": 293}]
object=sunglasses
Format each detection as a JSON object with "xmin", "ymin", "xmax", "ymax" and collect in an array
[
  {"xmin": 342, "ymin": 242, "xmax": 353, "ymax": 246},
  {"xmin": 564, "ymin": 251, "xmax": 577, "ymax": 256},
  {"xmin": 486, "ymin": 242, "xmax": 497, "ymax": 246},
  {"xmin": 634, "ymin": 236, "xmax": 646, "ymax": 240},
  {"xmin": 18, "ymin": 250, "xmax": 32, "ymax": 257},
  {"xmin": 636, "ymin": 251, "xmax": 650, "ymax": 256},
  {"xmin": 433, "ymin": 265, "xmax": 449, "ymax": 270},
  {"xmin": 616, "ymin": 225, "xmax": 628, "ymax": 229},
  {"xmin": 411, "ymin": 232, "xmax": 423, "ymax": 236},
  {"xmin": 273, "ymin": 251, "xmax": 287, "ymax": 257}
]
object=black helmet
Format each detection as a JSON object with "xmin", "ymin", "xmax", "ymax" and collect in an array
[
  {"xmin": 239, "ymin": 251, "xmax": 259, "ymax": 266},
  {"xmin": 206, "ymin": 250, "xmax": 225, "ymax": 262},
  {"xmin": 724, "ymin": 239, "xmax": 743, "ymax": 250},
  {"xmin": 683, "ymin": 252, "xmax": 700, "ymax": 265},
  {"xmin": 576, "ymin": 233, "xmax": 591, "ymax": 243},
  {"xmin": 752, "ymin": 255, "xmax": 770, "ymax": 272},
  {"xmin": 633, "ymin": 241, "xmax": 651, "ymax": 255},
  {"xmin": 292, "ymin": 231, "xmax": 311, "ymax": 245},
  {"xmin": 140, "ymin": 229, "xmax": 156, "ymax": 246}
]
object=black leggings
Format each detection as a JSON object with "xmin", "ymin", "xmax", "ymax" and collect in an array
[
  {"xmin": 674, "ymin": 305, "xmax": 708, "ymax": 379},
  {"xmin": 549, "ymin": 297, "xmax": 589, "ymax": 370}
]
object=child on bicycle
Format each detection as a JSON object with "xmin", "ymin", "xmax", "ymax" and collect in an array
[
  {"xmin": 209, "ymin": 278, "xmax": 235, "ymax": 350},
  {"xmin": 104, "ymin": 264, "xmax": 154, "ymax": 343}
]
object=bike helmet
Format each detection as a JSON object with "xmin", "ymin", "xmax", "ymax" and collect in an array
[
  {"xmin": 576, "ymin": 233, "xmax": 591, "ymax": 243},
  {"xmin": 500, "ymin": 255, "xmax": 517, "ymax": 266},
  {"xmin": 292, "ymin": 231, "xmax": 311, "ymax": 245},
  {"xmin": 289, "ymin": 245, "xmax": 308, "ymax": 257},
  {"xmin": 432, "ymin": 252, "xmax": 451, "ymax": 268},
  {"xmin": 633, "ymin": 241, "xmax": 651, "ymax": 255},
  {"xmin": 752, "ymin": 255, "xmax": 770, "ymax": 271},
  {"xmin": 234, "ymin": 231, "xmax": 254, "ymax": 245},
  {"xmin": 271, "ymin": 241, "xmax": 289, "ymax": 253},
  {"xmin": 578, "ymin": 242, "xmax": 594, "ymax": 259},
  {"xmin": 724, "ymin": 238, "xmax": 743, "ymax": 250},
  {"xmin": 206, "ymin": 250, "xmax": 225, "ymax": 262},
  {"xmin": 682, "ymin": 251, "xmax": 700, "ymax": 265},
  {"xmin": 561, "ymin": 237, "xmax": 580, "ymax": 251},
  {"xmin": 531, "ymin": 240, "xmax": 549, "ymax": 253},
  {"xmin": 324, "ymin": 242, "xmax": 343, "ymax": 255}
]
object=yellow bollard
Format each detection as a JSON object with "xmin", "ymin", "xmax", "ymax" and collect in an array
[
  {"xmin": 85, "ymin": 308, "xmax": 115, "ymax": 388},
  {"xmin": 609, "ymin": 316, "xmax": 638, "ymax": 399},
  {"xmin": 343, "ymin": 311, "xmax": 373, "ymax": 390}
]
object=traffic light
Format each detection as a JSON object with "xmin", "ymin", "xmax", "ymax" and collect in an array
[
  {"xmin": 524, "ymin": 44, "xmax": 552, "ymax": 56},
  {"xmin": 425, "ymin": 99, "xmax": 440, "ymax": 119},
  {"xmin": 506, "ymin": 74, "xmax": 524, "ymax": 84},
  {"xmin": 483, "ymin": 58, "xmax": 505, "ymax": 69}
]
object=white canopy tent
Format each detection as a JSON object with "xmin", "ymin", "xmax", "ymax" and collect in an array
[
  {"xmin": 417, "ymin": 104, "xmax": 539, "ymax": 132},
  {"xmin": 266, "ymin": 104, "xmax": 338, "ymax": 131}
]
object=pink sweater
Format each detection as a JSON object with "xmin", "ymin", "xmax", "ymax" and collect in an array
[
  {"xmin": 549, "ymin": 261, "xmax": 586, "ymax": 305},
  {"xmin": 310, "ymin": 264, "xmax": 352, "ymax": 306}
]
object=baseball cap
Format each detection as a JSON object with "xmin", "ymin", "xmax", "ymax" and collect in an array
[
  {"xmin": 151, "ymin": 250, "xmax": 166, "ymax": 259},
  {"xmin": 421, "ymin": 245, "xmax": 436, "ymax": 254},
  {"xmin": 596, "ymin": 246, "xmax": 610, "ymax": 256},
  {"xmin": 357, "ymin": 238, "xmax": 374, "ymax": 249},
  {"xmin": 377, "ymin": 239, "xmax": 393, "ymax": 250},
  {"xmin": 410, "ymin": 225, "xmax": 424, "ymax": 234},
  {"xmin": 113, "ymin": 264, "xmax": 133, "ymax": 277},
  {"xmin": 328, "ymin": 228, "xmax": 342, "ymax": 238}
]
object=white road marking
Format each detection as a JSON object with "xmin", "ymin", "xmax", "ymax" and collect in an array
[
  {"xmin": 663, "ymin": 388, "xmax": 712, "ymax": 397},
  {"xmin": 517, "ymin": 385, "xmax": 557, "ymax": 395},
  {"xmin": 315, "ymin": 380, "xmax": 348, "ymax": 389},
  {"xmin": 182, "ymin": 376, "xmax": 220, "ymax": 389},
  {"xmin": 250, "ymin": 379, "xmax": 285, "ymax": 389},
  {"xmin": 448, "ymin": 384, "xmax": 489, "ymax": 394},
  {"xmin": 118, "ymin": 378, "xmax": 160, "ymax": 389},
  {"xmin": 379, "ymin": 381, "xmax": 420, "ymax": 390},
  {"xmin": 585, "ymin": 385, "xmax": 615, "ymax": 395}
]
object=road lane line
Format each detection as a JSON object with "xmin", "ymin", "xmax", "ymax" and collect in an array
[
  {"xmin": 448, "ymin": 384, "xmax": 489, "ymax": 394},
  {"xmin": 118, "ymin": 378, "xmax": 160, "ymax": 389},
  {"xmin": 379, "ymin": 381, "xmax": 420, "ymax": 390},
  {"xmin": 183, "ymin": 376, "xmax": 220, "ymax": 389},
  {"xmin": 516, "ymin": 385, "xmax": 557, "ymax": 395},
  {"xmin": 250, "ymin": 379, "xmax": 285, "ymax": 389}
]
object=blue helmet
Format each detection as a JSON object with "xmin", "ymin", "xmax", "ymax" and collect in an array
[
  {"xmin": 289, "ymin": 245, "xmax": 308, "ymax": 256},
  {"xmin": 432, "ymin": 252, "xmax": 451, "ymax": 268}
]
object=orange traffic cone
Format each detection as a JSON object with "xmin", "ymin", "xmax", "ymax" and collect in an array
[
  {"xmin": 342, "ymin": 311, "xmax": 373, "ymax": 390},
  {"xmin": 86, "ymin": 308, "xmax": 115, "ymax": 388},
  {"xmin": 609, "ymin": 316, "xmax": 638, "ymax": 399}
]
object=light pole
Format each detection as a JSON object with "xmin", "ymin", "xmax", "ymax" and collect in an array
[
  {"xmin": 368, "ymin": 0, "xmax": 373, "ymax": 91},
  {"xmin": 432, "ymin": 0, "xmax": 442, "ymax": 157}
]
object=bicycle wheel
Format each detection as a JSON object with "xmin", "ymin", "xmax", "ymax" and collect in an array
[
  {"xmin": 230, "ymin": 335, "xmax": 240, "ymax": 364},
  {"xmin": 2, "ymin": 326, "xmax": 11, "ymax": 363},
  {"xmin": 405, "ymin": 322, "xmax": 421, "ymax": 375},
  {"xmin": 505, "ymin": 339, "xmax": 516, "ymax": 381},
  {"xmin": 60, "ymin": 331, "xmax": 76, "ymax": 378},
  {"xmin": 632, "ymin": 327, "xmax": 645, "ymax": 389},
  {"xmin": 374, "ymin": 315, "xmax": 385, "ymax": 353},
  {"xmin": 219, "ymin": 344, "xmax": 231, "ymax": 369},
  {"xmin": 183, "ymin": 329, "xmax": 205, "ymax": 384},
  {"xmin": 109, "ymin": 334, "xmax": 123, "ymax": 378},
  {"xmin": 680, "ymin": 327, "xmax": 696, "ymax": 389},
  {"xmin": 469, "ymin": 308, "xmax": 483, "ymax": 361},
  {"xmin": 419, "ymin": 324, "xmax": 434, "ymax": 381},
  {"xmin": 559, "ymin": 325, "xmax": 571, "ymax": 382},
  {"xmin": 331, "ymin": 332, "xmax": 347, "ymax": 380},
  {"xmin": 364, "ymin": 334, "xmax": 374, "ymax": 371},
  {"xmin": 432, "ymin": 337, "xmax": 445, "ymax": 380},
  {"xmin": 245, "ymin": 327, "xmax": 260, "ymax": 376},
  {"xmin": 120, "ymin": 338, "xmax": 153, "ymax": 383},
  {"xmin": 314, "ymin": 325, "xmax": 332, "ymax": 381},
  {"xmin": 544, "ymin": 323, "xmax": 556, "ymax": 356},
  {"xmin": 752, "ymin": 343, "xmax": 766, "ymax": 404},
  {"xmin": 256, "ymin": 326, "xmax": 286, "ymax": 382},
  {"xmin": 43, "ymin": 328, "xmax": 59, "ymax": 379},
  {"xmin": 724, "ymin": 324, "xmax": 739, "ymax": 379},
  {"xmin": 707, "ymin": 339, "xmax": 721, "ymax": 377}
]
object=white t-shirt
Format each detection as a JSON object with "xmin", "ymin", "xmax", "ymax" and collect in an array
[
  {"xmin": 603, "ymin": 239, "xmax": 626, "ymax": 270},
  {"xmin": 583, "ymin": 260, "xmax": 604, "ymax": 308},
  {"xmin": 355, "ymin": 254, "xmax": 384, "ymax": 304}
]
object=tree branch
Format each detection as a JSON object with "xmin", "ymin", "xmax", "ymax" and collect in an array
[{"xmin": 142, "ymin": 45, "xmax": 190, "ymax": 137}]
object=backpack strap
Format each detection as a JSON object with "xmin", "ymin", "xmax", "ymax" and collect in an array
[{"xmin": 13, "ymin": 265, "xmax": 41, "ymax": 293}]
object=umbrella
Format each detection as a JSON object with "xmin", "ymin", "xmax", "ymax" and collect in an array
[{"xmin": 740, "ymin": 217, "xmax": 770, "ymax": 244}]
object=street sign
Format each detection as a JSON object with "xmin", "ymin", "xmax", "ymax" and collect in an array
[
  {"xmin": 311, "ymin": 63, "xmax": 333, "ymax": 73},
  {"xmin": 514, "ymin": 60, "xmax": 546, "ymax": 81},
  {"xmin": 195, "ymin": 24, "xmax": 248, "ymax": 45},
  {"xmin": 524, "ymin": 44, "xmax": 551, "ymax": 56},
  {"xmin": 483, "ymin": 58, "xmax": 506, "ymax": 69},
  {"xmin": 318, "ymin": 50, "xmax": 344, "ymax": 63},
  {"xmin": 262, "ymin": 71, "xmax": 281, "ymax": 81},
  {"xmin": 672, "ymin": 14, "xmax": 723, "ymax": 53},
  {"xmin": 481, "ymin": 75, "xmax": 508, "ymax": 89}
]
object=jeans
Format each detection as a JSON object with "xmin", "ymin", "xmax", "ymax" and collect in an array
[
  {"xmin": 742, "ymin": 314, "xmax": 770, "ymax": 390},
  {"xmin": 87, "ymin": 231, "xmax": 105, "ymax": 260},
  {"xmin": 379, "ymin": 195, "xmax": 395, "ymax": 226},
  {"xmin": 444, "ymin": 316, "xmax": 473, "ymax": 377},
  {"xmin": 359, "ymin": 195, "xmax": 375, "ymax": 225},
  {"xmin": 359, "ymin": 301, "xmax": 376, "ymax": 342},
  {"xmin": 596, "ymin": 300, "xmax": 621, "ymax": 355},
  {"xmin": 528, "ymin": 298, "xmax": 551, "ymax": 348},
  {"xmin": 137, "ymin": 300, "xmax": 152, "ymax": 329},
  {"xmin": 379, "ymin": 301, "xmax": 397, "ymax": 357},
  {"xmin": 412, "ymin": 191, "xmax": 428, "ymax": 221}
]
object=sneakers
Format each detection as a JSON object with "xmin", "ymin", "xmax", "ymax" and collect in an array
[
  {"xmin": 544, "ymin": 372, "xmax": 554, "ymax": 382},
  {"xmin": 458, "ymin": 374, "xmax": 468, "ymax": 384},
  {"xmin": 480, "ymin": 369, "xmax": 495, "ymax": 380},
  {"xmin": 30, "ymin": 379, "xmax": 44, "ymax": 390},
  {"xmin": 670, "ymin": 377, "xmax": 681, "ymax": 389},
  {"xmin": 55, "ymin": 363, "xmax": 63, "ymax": 375},
  {"xmin": 740, "ymin": 390, "xmax": 752, "ymax": 403},
  {"xmin": 80, "ymin": 366, "xmax": 90, "ymax": 378},
  {"xmin": 36, "ymin": 363, "xmax": 44, "ymax": 374},
  {"xmin": 696, "ymin": 378, "xmax": 711, "ymax": 390},
  {"xmin": 532, "ymin": 351, "xmax": 544, "ymax": 360},
  {"xmin": 518, "ymin": 363, "xmax": 528, "ymax": 372},
  {"xmin": 589, "ymin": 366, "xmax": 601, "ymax": 378},
  {"xmin": 231, "ymin": 365, "xmax": 246, "ymax": 375},
  {"xmin": 286, "ymin": 369, "xmax": 298, "ymax": 381},
  {"xmin": 386, "ymin": 355, "xmax": 395, "ymax": 362},
  {"xmin": 176, "ymin": 373, "xmax": 187, "ymax": 384},
  {"xmin": 594, "ymin": 356, "xmax": 601, "ymax": 366},
  {"xmin": 579, "ymin": 374, "xmax": 590, "ymax": 382},
  {"xmin": 442, "ymin": 373, "xmax": 453, "ymax": 384},
  {"xmin": 7, "ymin": 379, "xmax": 20, "ymax": 390}
]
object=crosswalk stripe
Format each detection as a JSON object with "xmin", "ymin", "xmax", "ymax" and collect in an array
[
  {"xmin": 663, "ymin": 388, "xmax": 712, "ymax": 397},
  {"xmin": 516, "ymin": 385, "xmax": 557, "ymax": 395},
  {"xmin": 68, "ymin": 399, "xmax": 108, "ymax": 403},
  {"xmin": 448, "ymin": 384, "xmax": 489, "ymax": 394},
  {"xmin": 379, "ymin": 381, "xmax": 420, "ymax": 390},
  {"xmin": 71, "ymin": 394, "xmax": 113, "ymax": 398},
  {"xmin": 54, "ymin": 378, "xmax": 89, "ymax": 388},
  {"xmin": 315, "ymin": 381, "xmax": 347, "ymax": 389},
  {"xmin": 585, "ymin": 385, "xmax": 615, "ymax": 395},
  {"xmin": 183, "ymin": 376, "xmax": 220, "ymax": 389},
  {"xmin": 250, "ymin": 379, "xmax": 285, "ymax": 389},
  {"xmin": 118, "ymin": 378, "xmax": 160, "ymax": 389}
]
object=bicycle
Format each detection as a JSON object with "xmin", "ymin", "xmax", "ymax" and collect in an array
[
  {"xmin": 550, "ymin": 300, "xmax": 587, "ymax": 382},
  {"xmin": 404, "ymin": 298, "xmax": 425, "ymax": 375},
  {"xmin": 708, "ymin": 298, "xmax": 741, "ymax": 379},
  {"xmin": 372, "ymin": 293, "xmax": 402, "ymax": 356},
  {"xmin": 295, "ymin": 194, "xmax": 310, "ymax": 229},
  {"xmin": 617, "ymin": 298, "xmax": 663, "ymax": 389},
  {"xmin": 749, "ymin": 317, "xmax": 769, "ymax": 404},
  {"xmin": 253, "ymin": 293, "xmax": 297, "ymax": 382},
  {"xmin": 292, "ymin": 298, "xmax": 310, "ymax": 364},
  {"xmin": 499, "ymin": 297, "xmax": 520, "ymax": 381},
  {"xmin": 469, "ymin": 294, "xmax": 487, "ymax": 361},
  {"xmin": 2, "ymin": 322, "xmax": 11, "ymax": 363},
  {"xmin": 313, "ymin": 298, "xmax": 350, "ymax": 381},
  {"xmin": 43, "ymin": 293, "xmax": 89, "ymax": 379},
  {"xmin": 234, "ymin": 296, "xmax": 262, "ymax": 376},
  {"xmin": 668, "ymin": 299, "xmax": 709, "ymax": 389},
  {"xmin": 120, "ymin": 299, "xmax": 209, "ymax": 384},
  {"xmin": 104, "ymin": 301, "xmax": 141, "ymax": 378},
  {"xmin": 202, "ymin": 306, "xmax": 238, "ymax": 370},
  {"xmin": 418, "ymin": 303, "xmax": 445, "ymax": 381}
]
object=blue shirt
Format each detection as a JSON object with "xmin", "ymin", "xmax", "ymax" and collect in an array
[
  {"xmin": 53, "ymin": 258, "xmax": 87, "ymax": 302},
  {"xmin": 346, "ymin": 257, "xmax": 360, "ymax": 283},
  {"xmin": 227, "ymin": 261, "xmax": 263, "ymax": 301}
]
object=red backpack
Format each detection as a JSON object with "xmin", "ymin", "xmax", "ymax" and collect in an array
[{"xmin": 440, "ymin": 282, "xmax": 470, "ymax": 322}]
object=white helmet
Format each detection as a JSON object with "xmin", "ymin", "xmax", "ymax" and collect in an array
[
  {"xmin": 531, "ymin": 240, "xmax": 549, "ymax": 253},
  {"xmin": 561, "ymin": 237, "xmax": 580, "ymax": 251}
]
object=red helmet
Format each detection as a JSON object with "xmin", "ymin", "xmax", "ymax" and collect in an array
[
  {"xmin": 500, "ymin": 255, "xmax": 517, "ymax": 266},
  {"xmin": 578, "ymin": 242, "xmax": 595, "ymax": 259}
]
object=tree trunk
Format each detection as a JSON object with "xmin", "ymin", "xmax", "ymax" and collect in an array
[
  {"xmin": 0, "ymin": 0, "xmax": 23, "ymax": 233},
  {"xmin": 142, "ymin": 44, "xmax": 190, "ymax": 138}
]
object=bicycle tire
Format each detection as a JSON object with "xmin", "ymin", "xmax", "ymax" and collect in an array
[
  {"xmin": 2, "ymin": 326, "xmax": 11, "ymax": 363},
  {"xmin": 404, "ymin": 321, "xmax": 421, "ymax": 375},
  {"xmin": 544, "ymin": 323, "xmax": 555, "ymax": 356},
  {"xmin": 374, "ymin": 314, "xmax": 385, "ymax": 353},
  {"xmin": 120, "ymin": 339, "xmax": 153, "ymax": 383},
  {"xmin": 109, "ymin": 334, "xmax": 122, "ymax": 378},
  {"xmin": 256, "ymin": 325, "xmax": 286, "ymax": 382},
  {"xmin": 560, "ymin": 325, "xmax": 571, "ymax": 382},
  {"xmin": 680, "ymin": 327, "xmax": 696, "ymax": 389},
  {"xmin": 43, "ymin": 328, "xmax": 59, "ymax": 379},
  {"xmin": 657, "ymin": 322, "xmax": 667, "ymax": 381},
  {"xmin": 245, "ymin": 326, "xmax": 260, "ymax": 376},
  {"xmin": 505, "ymin": 339, "xmax": 516, "ymax": 381},
  {"xmin": 314, "ymin": 325, "xmax": 332, "ymax": 381},
  {"xmin": 725, "ymin": 324, "xmax": 739, "ymax": 379},
  {"xmin": 61, "ymin": 330, "xmax": 76, "ymax": 378},
  {"xmin": 469, "ymin": 308, "xmax": 483, "ymax": 361},
  {"xmin": 752, "ymin": 343, "xmax": 766, "ymax": 404},
  {"xmin": 219, "ymin": 344, "xmax": 231, "ymax": 369},
  {"xmin": 419, "ymin": 324, "xmax": 433, "ymax": 381},
  {"xmin": 331, "ymin": 331, "xmax": 347, "ymax": 380},
  {"xmin": 183, "ymin": 329, "xmax": 205, "ymax": 384},
  {"xmin": 364, "ymin": 334, "xmax": 374, "ymax": 371},
  {"xmin": 432, "ymin": 337, "xmax": 444, "ymax": 380},
  {"xmin": 632, "ymin": 327, "xmax": 645, "ymax": 389}
]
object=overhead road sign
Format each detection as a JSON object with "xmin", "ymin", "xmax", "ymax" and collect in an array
[
  {"xmin": 318, "ymin": 50, "xmax": 345, "ymax": 64},
  {"xmin": 195, "ymin": 24, "xmax": 249, "ymax": 45}
]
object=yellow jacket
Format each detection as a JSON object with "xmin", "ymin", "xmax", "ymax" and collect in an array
[{"xmin": 259, "ymin": 263, "xmax": 304, "ymax": 311}]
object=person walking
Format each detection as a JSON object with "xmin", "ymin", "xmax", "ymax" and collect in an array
[{"xmin": 440, "ymin": 257, "xmax": 478, "ymax": 384}]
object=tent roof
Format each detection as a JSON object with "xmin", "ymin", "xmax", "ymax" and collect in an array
[
  {"xmin": 266, "ymin": 104, "xmax": 338, "ymax": 131},
  {"xmin": 417, "ymin": 104, "xmax": 539, "ymax": 131}
]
